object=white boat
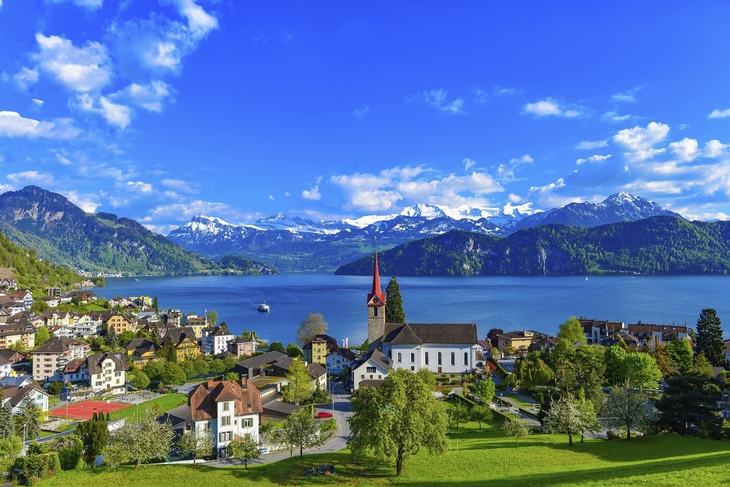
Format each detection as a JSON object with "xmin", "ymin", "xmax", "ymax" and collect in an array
[{"xmin": 257, "ymin": 303, "xmax": 270, "ymax": 312}]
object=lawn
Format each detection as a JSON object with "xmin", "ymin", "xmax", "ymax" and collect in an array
[
  {"xmin": 107, "ymin": 394, "xmax": 187, "ymax": 422},
  {"xmin": 36, "ymin": 418, "xmax": 730, "ymax": 486}
]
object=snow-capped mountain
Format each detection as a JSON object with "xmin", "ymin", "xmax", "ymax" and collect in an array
[{"xmin": 167, "ymin": 194, "xmax": 682, "ymax": 272}]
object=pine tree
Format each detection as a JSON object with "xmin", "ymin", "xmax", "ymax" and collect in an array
[
  {"xmin": 385, "ymin": 277, "xmax": 406, "ymax": 323},
  {"xmin": 695, "ymin": 308, "xmax": 725, "ymax": 366},
  {"xmin": 0, "ymin": 400, "xmax": 13, "ymax": 441}
]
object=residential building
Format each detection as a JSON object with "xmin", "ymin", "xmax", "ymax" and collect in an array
[
  {"xmin": 0, "ymin": 356, "xmax": 11, "ymax": 378},
  {"xmin": 164, "ymin": 327, "xmax": 201, "ymax": 361},
  {"xmin": 228, "ymin": 337, "xmax": 257, "ymax": 357},
  {"xmin": 308, "ymin": 362, "xmax": 328, "ymax": 391},
  {"xmin": 302, "ymin": 334, "xmax": 338, "ymax": 366},
  {"xmin": 189, "ymin": 378, "xmax": 263, "ymax": 457},
  {"xmin": 0, "ymin": 278, "xmax": 18, "ymax": 291},
  {"xmin": 2, "ymin": 382, "xmax": 49, "ymax": 413},
  {"xmin": 85, "ymin": 353, "xmax": 128, "ymax": 394},
  {"xmin": 126, "ymin": 337, "xmax": 161, "ymax": 367},
  {"xmin": 325, "ymin": 348, "xmax": 356, "ymax": 375},
  {"xmin": 627, "ymin": 322, "xmax": 689, "ymax": 350},
  {"xmin": 579, "ymin": 318, "xmax": 625, "ymax": 345},
  {"xmin": 184, "ymin": 315, "xmax": 207, "ymax": 339},
  {"xmin": 352, "ymin": 349, "xmax": 392, "ymax": 390},
  {"xmin": 233, "ymin": 351, "xmax": 290, "ymax": 379},
  {"xmin": 63, "ymin": 290, "xmax": 98, "ymax": 304},
  {"xmin": 100, "ymin": 311, "xmax": 137, "ymax": 335},
  {"xmin": 31, "ymin": 337, "xmax": 89, "ymax": 381},
  {"xmin": 201, "ymin": 325, "xmax": 234, "ymax": 356},
  {"xmin": 0, "ymin": 321, "xmax": 36, "ymax": 350},
  {"xmin": 496, "ymin": 330, "xmax": 547, "ymax": 354}
]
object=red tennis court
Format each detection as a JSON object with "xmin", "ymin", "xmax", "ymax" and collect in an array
[{"xmin": 50, "ymin": 400, "xmax": 130, "ymax": 420}]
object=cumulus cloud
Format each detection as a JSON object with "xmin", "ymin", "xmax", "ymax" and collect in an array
[
  {"xmin": 13, "ymin": 67, "xmax": 39, "ymax": 90},
  {"xmin": 330, "ymin": 165, "xmax": 503, "ymax": 212},
  {"xmin": 613, "ymin": 121, "xmax": 670, "ymax": 162},
  {"xmin": 74, "ymin": 94, "xmax": 133, "ymax": 128},
  {"xmin": 409, "ymin": 88, "xmax": 465, "ymax": 115},
  {"xmin": 147, "ymin": 199, "xmax": 246, "ymax": 222},
  {"xmin": 708, "ymin": 109, "xmax": 730, "ymax": 119},
  {"xmin": 64, "ymin": 190, "xmax": 101, "ymax": 212},
  {"xmin": 302, "ymin": 177, "xmax": 322, "ymax": 201},
  {"xmin": 463, "ymin": 158, "xmax": 476, "ymax": 172},
  {"xmin": 6, "ymin": 170, "xmax": 56, "ymax": 188},
  {"xmin": 48, "ymin": 0, "xmax": 103, "ymax": 9},
  {"xmin": 0, "ymin": 111, "xmax": 81, "ymax": 139},
  {"xmin": 34, "ymin": 34, "xmax": 113, "ymax": 93},
  {"xmin": 576, "ymin": 154, "xmax": 612, "ymax": 165},
  {"xmin": 110, "ymin": 80, "xmax": 172, "ymax": 112},
  {"xmin": 524, "ymin": 98, "xmax": 581, "ymax": 118},
  {"xmin": 669, "ymin": 138, "xmax": 699, "ymax": 162},
  {"xmin": 703, "ymin": 140, "xmax": 729, "ymax": 159},
  {"xmin": 601, "ymin": 111, "xmax": 631, "ymax": 122},
  {"xmin": 353, "ymin": 106, "xmax": 370, "ymax": 118},
  {"xmin": 161, "ymin": 178, "xmax": 197, "ymax": 193},
  {"xmin": 124, "ymin": 180, "xmax": 153, "ymax": 194},
  {"xmin": 497, "ymin": 155, "xmax": 533, "ymax": 182},
  {"xmin": 577, "ymin": 139, "xmax": 608, "ymax": 150}
]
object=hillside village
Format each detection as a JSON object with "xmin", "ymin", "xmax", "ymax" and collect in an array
[{"xmin": 0, "ymin": 250, "xmax": 729, "ymax": 483}]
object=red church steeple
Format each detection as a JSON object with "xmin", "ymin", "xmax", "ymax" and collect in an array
[{"xmin": 367, "ymin": 238, "xmax": 386, "ymax": 307}]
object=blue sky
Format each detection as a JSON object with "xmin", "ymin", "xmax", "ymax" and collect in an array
[{"xmin": 2, "ymin": 1, "xmax": 730, "ymax": 233}]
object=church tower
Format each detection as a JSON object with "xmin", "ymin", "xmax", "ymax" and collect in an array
[{"xmin": 367, "ymin": 239, "xmax": 386, "ymax": 347}]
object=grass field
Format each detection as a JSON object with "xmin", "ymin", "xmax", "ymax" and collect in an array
[
  {"xmin": 107, "ymin": 394, "xmax": 188, "ymax": 422},
  {"xmin": 36, "ymin": 417, "xmax": 730, "ymax": 486}
]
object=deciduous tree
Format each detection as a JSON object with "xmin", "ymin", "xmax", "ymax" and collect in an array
[
  {"xmin": 227, "ymin": 434, "xmax": 260, "ymax": 468},
  {"xmin": 542, "ymin": 393, "xmax": 598, "ymax": 446},
  {"xmin": 348, "ymin": 368, "xmax": 449, "ymax": 476},
  {"xmin": 286, "ymin": 343, "xmax": 302, "ymax": 358},
  {"xmin": 385, "ymin": 277, "xmax": 406, "ymax": 323},
  {"xmin": 557, "ymin": 316, "xmax": 587, "ymax": 345},
  {"xmin": 283, "ymin": 357, "xmax": 312, "ymax": 406},
  {"xmin": 176, "ymin": 427, "xmax": 213, "ymax": 467},
  {"xmin": 501, "ymin": 418, "xmax": 531, "ymax": 448},
  {"xmin": 103, "ymin": 415, "xmax": 174, "ymax": 468},
  {"xmin": 470, "ymin": 404, "xmax": 493, "ymax": 430},
  {"xmin": 665, "ymin": 337, "xmax": 694, "ymax": 370},
  {"xmin": 296, "ymin": 313, "xmax": 327, "ymax": 345},
  {"xmin": 599, "ymin": 385, "xmax": 658, "ymax": 440},
  {"xmin": 131, "ymin": 371, "xmax": 150, "ymax": 390},
  {"xmin": 272, "ymin": 407, "xmax": 324, "ymax": 458},
  {"xmin": 35, "ymin": 325, "xmax": 51, "ymax": 347},
  {"xmin": 471, "ymin": 378, "xmax": 496, "ymax": 405}
]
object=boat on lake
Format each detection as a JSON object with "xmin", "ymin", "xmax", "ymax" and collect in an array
[{"xmin": 257, "ymin": 302, "xmax": 270, "ymax": 312}]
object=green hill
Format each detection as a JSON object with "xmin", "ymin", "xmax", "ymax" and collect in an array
[{"xmin": 336, "ymin": 216, "xmax": 730, "ymax": 276}]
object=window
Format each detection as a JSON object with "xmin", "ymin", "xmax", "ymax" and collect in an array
[
  {"xmin": 437, "ymin": 352, "xmax": 442, "ymax": 365},
  {"xmin": 450, "ymin": 352, "xmax": 455, "ymax": 366},
  {"xmin": 464, "ymin": 352, "xmax": 468, "ymax": 366},
  {"xmin": 397, "ymin": 353, "xmax": 402, "ymax": 363},
  {"xmin": 366, "ymin": 366, "xmax": 376, "ymax": 373},
  {"xmin": 243, "ymin": 418, "xmax": 253, "ymax": 427},
  {"xmin": 373, "ymin": 307, "xmax": 378, "ymax": 316},
  {"xmin": 410, "ymin": 353, "xmax": 415, "ymax": 363},
  {"xmin": 410, "ymin": 366, "xmax": 414, "ymax": 371},
  {"xmin": 221, "ymin": 416, "xmax": 231, "ymax": 426},
  {"xmin": 424, "ymin": 352, "xmax": 429, "ymax": 365},
  {"xmin": 223, "ymin": 402, "xmax": 230, "ymax": 411}
]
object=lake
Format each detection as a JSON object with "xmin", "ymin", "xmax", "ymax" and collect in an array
[{"xmin": 96, "ymin": 274, "xmax": 730, "ymax": 346}]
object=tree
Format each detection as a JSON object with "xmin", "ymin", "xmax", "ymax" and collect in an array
[
  {"xmin": 501, "ymin": 418, "xmax": 531, "ymax": 448},
  {"xmin": 176, "ymin": 427, "xmax": 213, "ymax": 467},
  {"xmin": 296, "ymin": 313, "xmax": 327, "ymax": 345},
  {"xmin": 696, "ymin": 308, "xmax": 725, "ymax": 366},
  {"xmin": 161, "ymin": 362, "xmax": 187, "ymax": 385},
  {"xmin": 542, "ymin": 393, "xmax": 598, "ymax": 446},
  {"xmin": 656, "ymin": 372, "xmax": 723, "ymax": 438},
  {"xmin": 348, "ymin": 368, "xmax": 449, "ymax": 477},
  {"xmin": 487, "ymin": 328, "xmax": 504, "ymax": 347},
  {"xmin": 557, "ymin": 316, "xmax": 587, "ymax": 346},
  {"xmin": 471, "ymin": 378, "xmax": 495, "ymax": 405},
  {"xmin": 268, "ymin": 341, "xmax": 286, "ymax": 353},
  {"xmin": 450, "ymin": 400, "xmax": 468, "ymax": 431},
  {"xmin": 286, "ymin": 342, "xmax": 302, "ymax": 358},
  {"xmin": 273, "ymin": 407, "xmax": 324, "ymax": 458},
  {"xmin": 224, "ymin": 371, "xmax": 239, "ymax": 381},
  {"xmin": 144, "ymin": 360, "xmax": 165, "ymax": 382},
  {"xmin": 76, "ymin": 417, "xmax": 109, "ymax": 464},
  {"xmin": 385, "ymin": 276, "xmax": 406, "ymax": 323},
  {"xmin": 159, "ymin": 334, "xmax": 177, "ymax": 363},
  {"xmin": 103, "ymin": 415, "xmax": 174, "ymax": 468},
  {"xmin": 599, "ymin": 385, "xmax": 658, "ymax": 440},
  {"xmin": 152, "ymin": 296, "xmax": 159, "ymax": 310},
  {"xmin": 415, "ymin": 368, "xmax": 437, "ymax": 390},
  {"xmin": 14, "ymin": 395, "xmax": 41, "ymax": 441},
  {"xmin": 31, "ymin": 300, "xmax": 49, "ymax": 314},
  {"xmin": 470, "ymin": 404, "xmax": 493, "ymax": 429},
  {"xmin": 0, "ymin": 435, "xmax": 22, "ymax": 474},
  {"xmin": 206, "ymin": 310, "xmax": 218, "ymax": 327},
  {"xmin": 131, "ymin": 371, "xmax": 150, "ymax": 390},
  {"xmin": 228, "ymin": 434, "xmax": 260, "ymax": 468},
  {"xmin": 47, "ymin": 381, "xmax": 64, "ymax": 395},
  {"xmin": 505, "ymin": 352, "xmax": 554, "ymax": 390},
  {"xmin": 665, "ymin": 336, "xmax": 694, "ymax": 370},
  {"xmin": 105, "ymin": 325, "xmax": 118, "ymax": 351},
  {"xmin": 118, "ymin": 330, "xmax": 136, "ymax": 349},
  {"xmin": 35, "ymin": 325, "xmax": 51, "ymax": 347},
  {"xmin": 0, "ymin": 401, "xmax": 13, "ymax": 441},
  {"xmin": 283, "ymin": 357, "xmax": 312, "ymax": 406},
  {"xmin": 604, "ymin": 347, "xmax": 661, "ymax": 390}
]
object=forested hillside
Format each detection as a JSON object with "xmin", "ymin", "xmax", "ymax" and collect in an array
[
  {"xmin": 336, "ymin": 216, "xmax": 730, "ymax": 276},
  {"xmin": 0, "ymin": 232, "xmax": 84, "ymax": 290}
]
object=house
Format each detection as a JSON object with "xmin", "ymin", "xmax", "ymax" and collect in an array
[
  {"xmin": 0, "ymin": 356, "xmax": 11, "ymax": 378},
  {"xmin": 601, "ymin": 330, "xmax": 641, "ymax": 348},
  {"xmin": 308, "ymin": 362, "xmax": 328, "ymax": 391},
  {"xmin": 579, "ymin": 318, "xmax": 625, "ymax": 345},
  {"xmin": 325, "ymin": 348, "xmax": 356, "ymax": 375},
  {"xmin": 365, "ymin": 247, "xmax": 479, "ymax": 375},
  {"xmin": 351, "ymin": 349, "xmax": 392, "ymax": 390},
  {"xmin": 63, "ymin": 290, "xmax": 98, "ymax": 304},
  {"xmin": 188, "ymin": 378, "xmax": 263, "ymax": 457},
  {"xmin": 0, "ymin": 278, "xmax": 18, "ymax": 291},
  {"xmin": 75, "ymin": 312, "xmax": 103, "ymax": 337},
  {"xmin": 530, "ymin": 336, "xmax": 560, "ymax": 353},
  {"xmin": 31, "ymin": 336, "xmax": 90, "ymax": 381},
  {"xmin": 164, "ymin": 327, "xmax": 201, "ymax": 361},
  {"xmin": 201, "ymin": 325, "xmax": 234, "ymax": 356},
  {"xmin": 2, "ymin": 382, "xmax": 49, "ymax": 413},
  {"xmin": 184, "ymin": 315, "xmax": 207, "ymax": 339},
  {"xmin": 48, "ymin": 325, "xmax": 76, "ymax": 339},
  {"xmin": 161, "ymin": 309, "xmax": 182, "ymax": 327},
  {"xmin": 43, "ymin": 310, "xmax": 74, "ymax": 328},
  {"xmin": 100, "ymin": 311, "xmax": 137, "ymax": 335},
  {"xmin": 228, "ymin": 337, "xmax": 257, "ymax": 358},
  {"xmin": 302, "ymin": 334, "xmax": 338, "ymax": 366},
  {"xmin": 126, "ymin": 337, "xmax": 161, "ymax": 367},
  {"xmin": 130, "ymin": 295, "xmax": 154, "ymax": 307},
  {"xmin": 627, "ymin": 322, "xmax": 689, "ymax": 350},
  {"xmin": 39, "ymin": 297, "xmax": 60, "ymax": 308},
  {"xmin": 108, "ymin": 296, "xmax": 132, "ymax": 308},
  {"xmin": 476, "ymin": 340, "xmax": 493, "ymax": 360},
  {"xmin": 0, "ymin": 321, "xmax": 36, "ymax": 350},
  {"xmin": 234, "ymin": 351, "xmax": 289, "ymax": 379},
  {"xmin": 84, "ymin": 353, "xmax": 128, "ymax": 394},
  {"xmin": 496, "ymin": 330, "xmax": 546, "ymax": 354},
  {"xmin": 0, "ymin": 349, "xmax": 26, "ymax": 364}
]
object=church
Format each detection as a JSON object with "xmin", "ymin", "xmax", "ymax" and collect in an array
[{"xmin": 352, "ymin": 247, "xmax": 479, "ymax": 389}]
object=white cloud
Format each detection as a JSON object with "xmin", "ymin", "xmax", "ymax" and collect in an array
[
  {"xmin": 493, "ymin": 86, "xmax": 517, "ymax": 96},
  {"xmin": 13, "ymin": 67, "xmax": 39, "ymax": 90},
  {"xmin": 668, "ymin": 138, "xmax": 699, "ymax": 162},
  {"xmin": 110, "ymin": 80, "xmax": 172, "ymax": 112},
  {"xmin": 613, "ymin": 121, "xmax": 670, "ymax": 162},
  {"xmin": 74, "ymin": 94, "xmax": 133, "ymax": 128},
  {"xmin": 463, "ymin": 158, "xmax": 475, "ymax": 172},
  {"xmin": 32, "ymin": 99, "xmax": 44, "ymax": 106},
  {"xmin": 161, "ymin": 178, "xmax": 197, "ymax": 193},
  {"xmin": 6, "ymin": 170, "xmax": 56, "ymax": 187},
  {"xmin": 302, "ymin": 185, "xmax": 321, "ymax": 201},
  {"xmin": 576, "ymin": 154, "xmax": 612, "ymax": 165},
  {"xmin": 708, "ymin": 109, "xmax": 730, "ymax": 119},
  {"xmin": 170, "ymin": 0, "xmax": 219, "ymax": 39},
  {"xmin": 125, "ymin": 181, "xmax": 153, "ymax": 194},
  {"xmin": 577, "ymin": 139, "xmax": 608, "ymax": 150},
  {"xmin": 353, "ymin": 106, "xmax": 370, "ymax": 118},
  {"xmin": 601, "ymin": 111, "xmax": 631, "ymax": 122},
  {"xmin": 34, "ymin": 34, "xmax": 113, "ymax": 92},
  {"xmin": 611, "ymin": 88, "xmax": 640, "ymax": 103},
  {"xmin": 55, "ymin": 153, "xmax": 72, "ymax": 165},
  {"xmin": 410, "ymin": 88, "xmax": 465, "ymax": 115},
  {"xmin": 48, "ymin": 0, "xmax": 103, "ymax": 9},
  {"xmin": 473, "ymin": 89, "xmax": 489, "ymax": 106},
  {"xmin": 268, "ymin": 195, "xmax": 275, "ymax": 200},
  {"xmin": 524, "ymin": 98, "xmax": 581, "ymax": 118},
  {"xmin": 147, "ymin": 199, "xmax": 245, "ymax": 222},
  {"xmin": 0, "ymin": 111, "xmax": 81, "ymax": 139},
  {"xmin": 64, "ymin": 190, "xmax": 101, "ymax": 212},
  {"xmin": 702, "ymin": 140, "xmax": 729, "ymax": 159},
  {"xmin": 622, "ymin": 180, "xmax": 686, "ymax": 194},
  {"xmin": 497, "ymin": 155, "xmax": 533, "ymax": 182}
]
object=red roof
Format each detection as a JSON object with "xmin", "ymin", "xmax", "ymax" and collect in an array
[{"xmin": 366, "ymin": 250, "xmax": 386, "ymax": 307}]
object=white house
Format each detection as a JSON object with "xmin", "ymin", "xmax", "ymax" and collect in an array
[
  {"xmin": 326, "ymin": 348, "xmax": 356, "ymax": 375},
  {"xmin": 189, "ymin": 378, "xmax": 264, "ymax": 458},
  {"xmin": 2, "ymin": 382, "xmax": 49, "ymax": 413},
  {"xmin": 351, "ymin": 349, "xmax": 392, "ymax": 391},
  {"xmin": 0, "ymin": 356, "xmax": 11, "ymax": 378},
  {"xmin": 200, "ymin": 326, "xmax": 234, "ymax": 356}
]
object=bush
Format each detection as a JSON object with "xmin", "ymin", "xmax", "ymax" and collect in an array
[
  {"xmin": 320, "ymin": 418, "xmax": 337, "ymax": 433},
  {"xmin": 50, "ymin": 435, "xmax": 83, "ymax": 470}
]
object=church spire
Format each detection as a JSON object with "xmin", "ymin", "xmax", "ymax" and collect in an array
[{"xmin": 367, "ymin": 237, "xmax": 386, "ymax": 307}]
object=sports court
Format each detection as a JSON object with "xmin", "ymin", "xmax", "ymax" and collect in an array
[{"xmin": 49, "ymin": 399, "xmax": 130, "ymax": 420}]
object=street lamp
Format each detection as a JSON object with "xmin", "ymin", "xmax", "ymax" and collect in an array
[{"xmin": 136, "ymin": 403, "xmax": 140, "ymax": 423}]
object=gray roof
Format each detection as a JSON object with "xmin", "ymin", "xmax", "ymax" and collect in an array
[
  {"xmin": 85, "ymin": 353, "xmax": 128, "ymax": 374},
  {"xmin": 31, "ymin": 336, "xmax": 85, "ymax": 354},
  {"xmin": 308, "ymin": 362, "xmax": 328, "ymax": 379},
  {"xmin": 382, "ymin": 323, "xmax": 478, "ymax": 345},
  {"xmin": 354, "ymin": 348, "xmax": 392, "ymax": 371},
  {"xmin": 235, "ymin": 351, "xmax": 288, "ymax": 370}
]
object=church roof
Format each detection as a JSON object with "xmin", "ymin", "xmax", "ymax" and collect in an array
[
  {"xmin": 367, "ymin": 249, "xmax": 385, "ymax": 307},
  {"xmin": 382, "ymin": 323, "xmax": 478, "ymax": 345}
]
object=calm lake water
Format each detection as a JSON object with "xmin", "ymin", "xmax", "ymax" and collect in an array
[{"xmin": 97, "ymin": 274, "xmax": 730, "ymax": 346}]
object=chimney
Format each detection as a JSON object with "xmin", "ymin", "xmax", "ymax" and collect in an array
[{"xmin": 239, "ymin": 375, "xmax": 247, "ymax": 388}]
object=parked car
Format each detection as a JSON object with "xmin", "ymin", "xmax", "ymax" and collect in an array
[
  {"xmin": 258, "ymin": 447, "xmax": 269, "ymax": 455},
  {"xmin": 316, "ymin": 411, "xmax": 334, "ymax": 419}
]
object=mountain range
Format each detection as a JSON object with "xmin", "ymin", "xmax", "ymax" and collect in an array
[{"xmin": 167, "ymin": 192, "xmax": 683, "ymax": 272}]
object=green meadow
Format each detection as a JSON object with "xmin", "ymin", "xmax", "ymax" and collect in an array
[{"xmin": 37, "ymin": 418, "xmax": 730, "ymax": 486}]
